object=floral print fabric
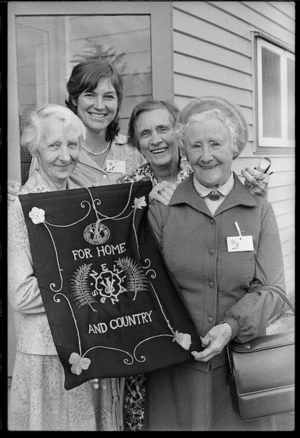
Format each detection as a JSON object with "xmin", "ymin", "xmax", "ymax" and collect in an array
[
  {"xmin": 8, "ymin": 353, "xmax": 97, "ymax": 431},
  {"xmin": 118, "ymin": 156, "xmax": 193, "ymax": 187}
]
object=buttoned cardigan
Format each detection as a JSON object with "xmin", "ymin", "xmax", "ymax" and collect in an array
[{"xmin": 148, "ymin": 173, "xmax": 286, "ymax": 369}]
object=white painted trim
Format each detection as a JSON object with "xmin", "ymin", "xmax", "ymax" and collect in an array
[
  {"xmin": 8, "ymin": 1, "xmax": 151, "ymax": 15},
  {"xmin": 256, "ymin": 38, "xmax": 295, "ymax": 149},
  {"xmin": 8, "ymin": 3, "xmax": 21, "ymax": 181}
]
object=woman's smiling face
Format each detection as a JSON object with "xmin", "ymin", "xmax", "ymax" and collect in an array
[
  {"xmin": 36, "ymin": 118, "xmax": 81, "ymax": 188},
  {"xmin": 74, "ymin": 77, "xmax": 118, "ymax": 134},
  {"xmin": 135, "ymin": 108, "xmax": 178, "ymax": 169},
  {"xmin": 184, "ymin": 114, "xmax": 234, "ymax": 189}
]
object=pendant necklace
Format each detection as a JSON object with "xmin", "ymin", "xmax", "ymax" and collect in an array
[{"xmin": 83, "ymin": 140, "xmax": 111, "ymax": 156}]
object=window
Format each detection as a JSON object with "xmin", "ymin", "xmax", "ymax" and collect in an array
[
  {"xmin": 16, "ymin": 14, "xmax": 152, "ymax": 184},
  {"xmin": 8, "ymin": 2, "xmax": 173, "ymax": 183},
  {"xmin": 256, "ymin": 37, "xmax": 295, "ymax": 149}
]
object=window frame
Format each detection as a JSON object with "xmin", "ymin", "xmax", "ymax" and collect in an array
[
  {"xmin": 255, "ymin": 34, "xmax": 295, "ymax": 152},
  {"xmin": 8, "ymin": 1, "xmax": 174, "ymax": 181}
]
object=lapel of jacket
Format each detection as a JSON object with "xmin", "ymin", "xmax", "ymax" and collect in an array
[{"xmin": 214, "ymin": 173, "xmax": 257, "ymax": 215}]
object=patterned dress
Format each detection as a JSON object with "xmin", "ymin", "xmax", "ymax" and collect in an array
[
  {"xmin": 117, "ymin": 157, "xmax": 193, "ymax": 431},
  {"xmin": 8, "ymin": 171, "xmax": 99, "ymax": 431}
]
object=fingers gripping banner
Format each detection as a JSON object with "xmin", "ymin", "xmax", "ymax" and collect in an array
[{"xmin": 19, "ymin": 181, "xmax": 201, "ymax": 390}]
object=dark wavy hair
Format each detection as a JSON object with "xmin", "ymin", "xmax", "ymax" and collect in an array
[
  {"xmin": 65, "ymin": 59, "xmax": 123, "ymax": 143},
  {"xmin": 127, "ymin": 99, "xmax": 179, "ymax": 150}
]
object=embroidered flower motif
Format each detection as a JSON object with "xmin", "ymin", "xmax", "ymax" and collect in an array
[
  {"xmin": 132, "ymin": 196, "xmax": 147, "ymax": 210},
  {"xmin": 29, "ymin": 207, "xmax": 45, "ymax": 224},
  {"xmin": 173, "ymin": 331, "xmax": 192, "ymax": 350},
  {"xmin": 69, "ymin": 352, "xmax": 91, "ymax": 375}
]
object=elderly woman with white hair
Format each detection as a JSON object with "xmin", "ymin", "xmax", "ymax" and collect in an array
[
  {"xmin": 146, "ymin": 96, "xmax": 287, "ymax": 431},
  {"xmin": 8, "ymin": 104, "xmax": 98, "ymax": 431}
]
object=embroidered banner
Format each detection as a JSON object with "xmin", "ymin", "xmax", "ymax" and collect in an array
[{"xmin": 19, "ymin": 181, "xmax": 202, "ymax": 390}]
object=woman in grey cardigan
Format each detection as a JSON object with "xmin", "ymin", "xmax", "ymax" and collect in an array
[{"xmin": 146, "ymin": 96, "xmax": 286, "ymax": 431}]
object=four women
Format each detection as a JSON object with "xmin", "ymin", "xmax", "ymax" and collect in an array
[{"xmin": 8, "ymin": 59, "xmax": 284, "ymax": 431}]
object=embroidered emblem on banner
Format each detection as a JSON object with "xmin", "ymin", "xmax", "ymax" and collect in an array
[{"xmin": 83, "ymin": 222, "xmax": 110, "ymax": 245}]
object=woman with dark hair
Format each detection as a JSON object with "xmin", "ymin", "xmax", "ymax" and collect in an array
[
  {"xmin": 65, "ymin": 58, "xmax": 123, "ymax": 143},
  {"xmin": 29, "ymin": 58, "xmax": 146, "ymax": 187}
]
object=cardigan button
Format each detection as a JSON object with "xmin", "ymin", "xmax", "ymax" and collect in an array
[
  {"xmin": 209, "ymin": 249, "xmax": 215, "ymax": 255},
  {"xmin": 210, "ymin": 219, "xmax": 215, "ymax": 224},
  {"xmin": 209, "ymin": 281, "xmax": 214, "ymax": 288},
  {"xmin": 208, "ymin": 317, "xmax": 213, "ymax": 323}
]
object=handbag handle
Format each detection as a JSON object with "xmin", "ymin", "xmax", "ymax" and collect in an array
[
  {"xmin": 227, "ymin": 289, "xmax": 294, "ymax": 374},
  {"xmin": 271, "ymin": 288, "xmax": 295, "ymax": 313}
]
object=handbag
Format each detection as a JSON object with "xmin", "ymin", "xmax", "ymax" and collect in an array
[{"xmin": 227, "ymin": 290, "xmax": 295, "ymax": 421}]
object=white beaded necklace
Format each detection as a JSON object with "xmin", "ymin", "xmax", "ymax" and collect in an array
[{"xmin": 82, "ymin": 140, "xmax": 111, "ymax": 156}]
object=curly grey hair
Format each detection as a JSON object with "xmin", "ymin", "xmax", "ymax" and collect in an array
[
  {"xmin": 176, "ymin": 96, "xmax": 248, "ymax": 158},
  {"xmin": 20, "ymin": 104, "xmax": 86, "ymax": 156}
]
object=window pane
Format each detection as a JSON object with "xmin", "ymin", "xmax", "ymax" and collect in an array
[
  {"xmin": 16, "ymin": 15, "xmax": 152, "ymax": 184},
  {"xmin": 261, "ymin": 47, "xmax": 281, "ymax": 138},
  {"xmin": 287, "ymin": 58, "xmax": 295, "ymax": 141}
]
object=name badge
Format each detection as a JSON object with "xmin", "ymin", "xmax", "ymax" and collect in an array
[
  {"xmin": 106, "ymin": 160, "xmax": 126, "ymax": 173},
  {"xmin": 227, "ymin": 236, "xmax": 254, "ymax": 252}
]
